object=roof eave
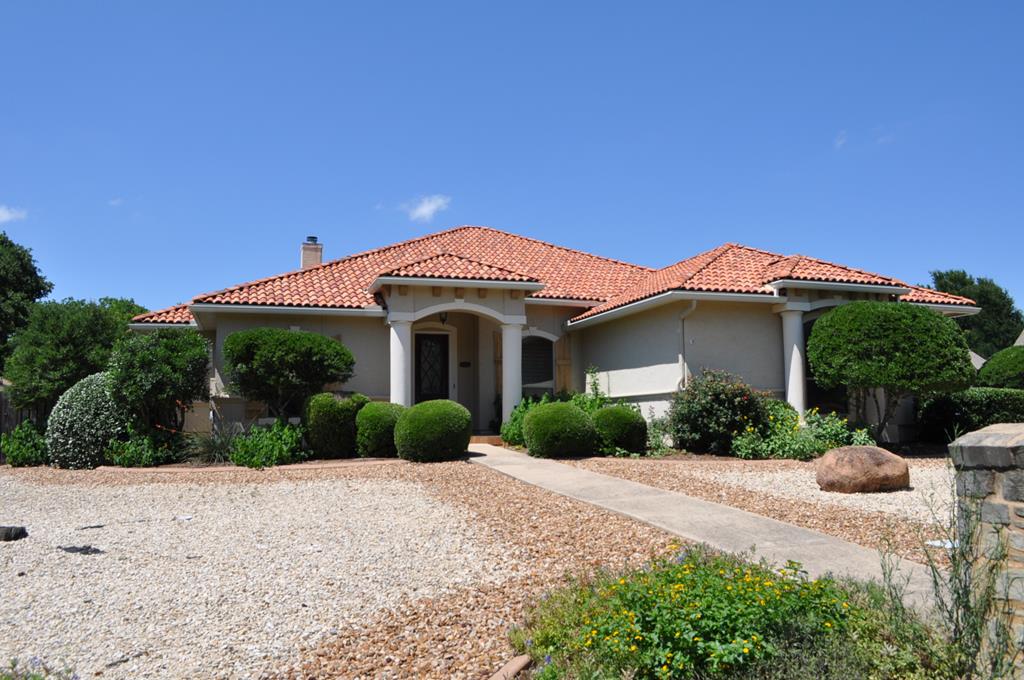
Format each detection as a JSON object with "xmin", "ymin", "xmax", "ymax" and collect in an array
[
  {"xmin": 767, "ymin": 279, "xmax": 912, "ymax": 296},
  {"xmin": 567, "ymin": 290, "xmax": 780, "ymax": 330},
  {"xmin": 907, "ymin": 302, "xmax": 982, "ymax": 318}
]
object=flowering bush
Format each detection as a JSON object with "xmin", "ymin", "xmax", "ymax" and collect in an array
[
  {"xmin": 733, "ymin": 401, "xmax": 873, "ymax": 461},
  {"xmin": 513, "ymin": 547, "xmax": 859, "ymax": 677},
  {"xmin": 1, "ymin": 421, "xmax": 48, "ymax": 467},
  {"xmin": 668, "ymin": 371, "xmax": 769, "ymax": 454},
  {"xmin": 46, "ymin": 372, "xmax": 129, "ymax": 469},
  {"xmin": 229, "ymin": 422, "xmax": 307, "ymax": 469}
]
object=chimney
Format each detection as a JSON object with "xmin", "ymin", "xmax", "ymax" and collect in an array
[{"xmin": 300, "ymin": 235, "xmax": 322, "ymax": 269}]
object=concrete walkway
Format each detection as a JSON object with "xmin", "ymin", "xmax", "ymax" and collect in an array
[{"xmin": 469, "ymin": 444, "xmax": 935, "ymax": 604}]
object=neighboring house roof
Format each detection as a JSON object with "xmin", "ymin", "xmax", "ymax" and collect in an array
[
  {"xmin": 133, "ymin": 227, "xmax": 978, "ymax": 326},
  {"xmin": 1016, "ymin": 329, "xmax": 1024, "ymax": 346},
  {"xmin": 970, "ymin": 350, "xmax": 987, "ymax": 370}
]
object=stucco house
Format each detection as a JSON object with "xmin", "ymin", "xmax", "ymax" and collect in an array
[{"xmin": 131, "ymin": 226, "xmax": 979, "ymax": 434}]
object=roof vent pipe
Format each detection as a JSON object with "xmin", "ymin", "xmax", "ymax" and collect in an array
[{"xmin": 301, "ymin": 236, "xmax": 323, "ymax": 269}]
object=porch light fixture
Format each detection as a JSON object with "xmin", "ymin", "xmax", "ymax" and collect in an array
[{"xmin": 439, "ymin": 312, "xmax": 448, "ymax": 326}]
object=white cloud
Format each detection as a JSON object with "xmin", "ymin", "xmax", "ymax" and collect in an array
[
  {"xmin": 404, "ymin": 194, "xmax": 451, "ymax": 222},
  {"xmin": 0, "ymin": 204, "xmax": 27, "ymax": 224},
  {"xmin": 834, "ymin": 130, "xmax": 847, "ymax": 150},
  {"xmin": 108, "ymin": 197, "xmax": 124, "ymax": 207}
]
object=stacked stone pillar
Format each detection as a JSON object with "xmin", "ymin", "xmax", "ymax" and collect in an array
[{"xmin": 950, "ymin": 423, "xmax": 1024, "ymax": 662}]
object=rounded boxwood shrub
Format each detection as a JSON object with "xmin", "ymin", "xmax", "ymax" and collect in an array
[
  {"xmin": 394, "ymin": 399, "xmax": 472, "ymax": 462},
  {"xmin": 522, "ymin": 402, "xmax": 598, "ymax": 458},
  {"xmin": 304, "ymin": 392, "xmax": 369, "ymax": 458},
  {"xmin": 593, "ymin": 404, "xmax": 647, "ymax": 454},
  {"xmin": 356, "ymin": 401, "xmax": 406, "ymax": 457},
  {"xmin": 1, "ymin": 421, "xmax": 48, "ymax": 467},
  {"xmin": 46, "ymin": 372, "xmax": 129, "ymax": 469},
  {"xmin": 979, "ymin": 346, "xmax": 1024, "ymax": 389}
]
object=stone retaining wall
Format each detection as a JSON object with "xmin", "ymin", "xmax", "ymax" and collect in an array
[{"xmin": 950, "ymin": 423, "xmax": 1024, "ymax": 663}]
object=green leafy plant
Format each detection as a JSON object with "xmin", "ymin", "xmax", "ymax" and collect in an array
[
  {"xmin": 229, "ymin": 421, "xmax": 307, "ymax": 469},
  {"xmin": 733, "ymin": 401, "xmax": 874, "ymax": 461},
  {"xmin": 918, "ymin": 387, "xmax": 1024, "ymax": 443},
  {"xmin": 356, "ymin": 401, "xmax": 405, "ymax": 457},
  {"xmin": 222, "ymin": 327, "xmax": 355, "ymax": 417},
  {"xmin": 3, "ymin": 297, "xmax": 145, "ymax": 422},
  {"xmin": 510, "ymin": 547, "xmax": 924, "ymax": 678},
  {"xmin": 669, "ymin": 370, "xmax": 770, "ymax": 455},
  {"xmin": 394, "ymin": 399, "xmax": 472, "ymax": 462},
  {"xmin": 303, "ymin": 392, "xmax": 369, "ymax": 458},
  {"xmin": 1, "ymin": 420, "xmax": 48, "ymax": 467},
  {"xmin": 106, "ymin": 430, "xmax": 183, "ymax": 467},
  {"xmin": 106, "ymin": 328, "xmax": 210, "ymax": 435},
  {"xmin": 978, "ymin": 346, "xmax": 1024, "ymax": 389},
  {"xmin": 807, "ymin": 301, "xmax": 974, "ymax": 439},
  {"xmin": 593, "ymin": 405, "xmax": 647, "ymax": 454},
  {"xmin": 0, "ymin": 230, "xmax": 53, "ymax": 362},
  {"xmin": 523, "ymin": 401, "xmax": 598, "ymax": 458},
  {"xmin": 45, "ymin": 372, "xmax": 129, "ymax": 469}
]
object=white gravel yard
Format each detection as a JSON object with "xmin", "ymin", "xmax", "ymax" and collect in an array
[
  {"xmin": 688, "ymin": 458, "xmax": 956, "ymax": 523},
  {"xmin": 0, "ymin": 471, "xmax": 514, "ymax": 679}
]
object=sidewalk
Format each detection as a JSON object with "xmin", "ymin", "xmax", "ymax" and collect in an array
[{"xmin": 469, "ymin": 444, "xmax": 934, "ymax": 605}]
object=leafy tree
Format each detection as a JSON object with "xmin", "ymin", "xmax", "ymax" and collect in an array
[
  {"xmin": 223, "ymin": 327, "xmax": 355, "ymax": 417},
  {"xmin": 978, "ymin": 346, "xmax": 1024, "ymax": 389},
  {"xmin": 930, "ymin": 270, "xmax": 1024, "ymax": 358},
  {"xmin": 808, "ymin": 301, "xmax": 974, "ymax": 438},
  {"xmin": 107, "ymin": 328, "xmax": 211, "ymax": 433},
  {"xmin": 3, "ymin": 297, "xmax": 146, "ymax": 422},
  {"xmin": 0, "ymin": 232, "xmax": 52, "ymax": 360}
]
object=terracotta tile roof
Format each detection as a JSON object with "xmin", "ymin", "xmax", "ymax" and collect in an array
[
  {"xmin": 380, "ymin": 252, "xmax": 539, "ymax": 282},
  {"xmin": 136, "ymin": 230, "xmax": 977, "ymax": 326},
  {"xmin": 899, "ymin": 285, "xmax": 977, "ymax": 306},
  {"xmin": 571, "ymin": 243, "xmax": 975, "ymax": 321},
  {"xmin": 132, "ymin": 304, "xmax": 194, "ymax": 324},
  {"xmin": 138, "ymin": 226, "xmax": 650, "ymax": 323}
]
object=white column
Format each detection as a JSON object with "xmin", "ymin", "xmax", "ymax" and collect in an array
[
  {"xmin": 389, "ymin": 320, "xmax": 413, "ymax": 406},
  {"xmin": 501, "ymin": 323, "xmax": 523, "ymax": 423},
  {"xmin": 780, "ymin": 309, "xmax": 806, "ymax": 417}
]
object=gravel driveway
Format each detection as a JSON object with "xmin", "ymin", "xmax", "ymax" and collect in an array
[{"xmin": 0, "ymin": 468, "xmax": 513, "ymax": 679}]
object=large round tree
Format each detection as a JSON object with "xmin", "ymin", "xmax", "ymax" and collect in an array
[
  {"xmin": 807, "ymin": 301, "xmax": 974, "ymax": 438},
  {"xmin": 223, "ymin": 327, "xmax": 355, "ymax": 417}
]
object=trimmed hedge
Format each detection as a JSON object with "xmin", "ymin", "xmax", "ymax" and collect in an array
[
  {"xmin": 304, "ymin": 392, "xmax": 369, "ymax": 458},
  {"xmin": 394, "ymin": 399, "xmax": 472, "ymax": 462},
  {"xmin": 356, "ymin": 402, "xmax": 406, "ymax": 457},
  {"xmin": 523, "ymin": 402, "xmax": 597, "ymax": 458},
  {"xmin": 593, "ymin": 405, "xmax": 647, "ymax": 454},
  {"xmin": 1, "ymin": 421, "xmax": 48, "ymax": 467},
  {"xmin": 979, "ymin": 346, "xmax": 1024, "ymax": 389},
  {"xmin": 919, "ymin": 387, "xmax": 1024, "ymax": 442},
  {"xmin": 46, "ymin": 372, "xmax": 129, "ymax": 469}
]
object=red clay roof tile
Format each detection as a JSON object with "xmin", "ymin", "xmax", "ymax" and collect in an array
[{"xmin": 380, "ymin": 252, "xmax": 539, "ymax": 282}]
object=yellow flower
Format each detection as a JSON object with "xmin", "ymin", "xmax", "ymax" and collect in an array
[
  {"xmin": 743, "ymin": 647, "xmax": 749, "ymax": 654},
  {"xmin": 824, "ymin": 621, "xmax": 833, "ymax": 628},
  {"xmin": 630, "ymin": 644, "xmax": 638, "ymax": 652}
]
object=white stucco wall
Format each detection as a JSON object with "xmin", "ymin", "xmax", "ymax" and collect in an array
[{"xmin": 578, "ymin": 300, "xmax": 785, "ymax": 416}]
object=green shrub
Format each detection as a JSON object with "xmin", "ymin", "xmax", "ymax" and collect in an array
[
  {"xmin": 356, "ymin": 401, "xmax": 405, "ymax": 457},
  {"xmin": 394, "ymin": 399, "xmax": 472, "ymax": 462},
  {"xmin": 186, "ymin": 427, "xmax": 239, "ymax": 465},
  {"xmin": 522, "ymin": 402, "xmax": 598, "ymax": 458},
  {"xmin": 106, "ymin": 431, "xmax": 183, "ymax": 467},
  {"xmin": 919, "ymin": 387, "xmax": 1024, "ymax": 442},
  {"xmin": 229, "ymin": 421, "xmax": 307, "ymax": 469},
  {"xmin": 593, "ymin": 405, "xmax": 647, "ymax": 454},
  {"xmin": 733, "ymin": 401, "xmax": 875, "ymax": 461},
  {"xmin": 978, "ymin": 346, "xmax": 1024, "ymax": 389},
  {"xmin": 107, "ymin": 328, "xmax": 210, "ymax": 434},
  {"xmin": 501, "ymin": 369, "xmax": 622, "ymax": 446},
  {"xmin": 669, "ymin": 370, "xmax": 769, "ymax": 455},
  {"xmin": 510, "ymin": 546, "xmax": 946, "ymax": 678},
  {"xmin": 45, "ymin": 372, "xmax": 129, "ymax": 469},
  {"xmin": 303, "ymin": 392, "xmax": 369, "ymax": 458},
  {"xmin": 1, "ymin": 421, "xmax": 48, "ymax": 467},
  {"xmin": 223, "ymin": 327, "xmax": 355, "ymax": 417}
]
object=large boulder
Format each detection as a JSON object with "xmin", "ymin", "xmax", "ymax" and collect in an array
[{"xmin": 816, "ymin": 445, "xmax": 910, "ymax": 493}]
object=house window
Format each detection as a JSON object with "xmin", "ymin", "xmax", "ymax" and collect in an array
[{"xmin": 522, "ymin": 336, "xmax": 554, "ymax": 395}]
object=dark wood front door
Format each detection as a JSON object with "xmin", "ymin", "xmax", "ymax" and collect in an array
[{"xmin": 415, "ymin": 333, "xmax": 449, "ymax": 403}]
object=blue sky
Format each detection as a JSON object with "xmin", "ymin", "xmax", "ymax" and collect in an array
[{"xmin": 2, "ymin": 2, "xmax": 1022, "ymax": 312}]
